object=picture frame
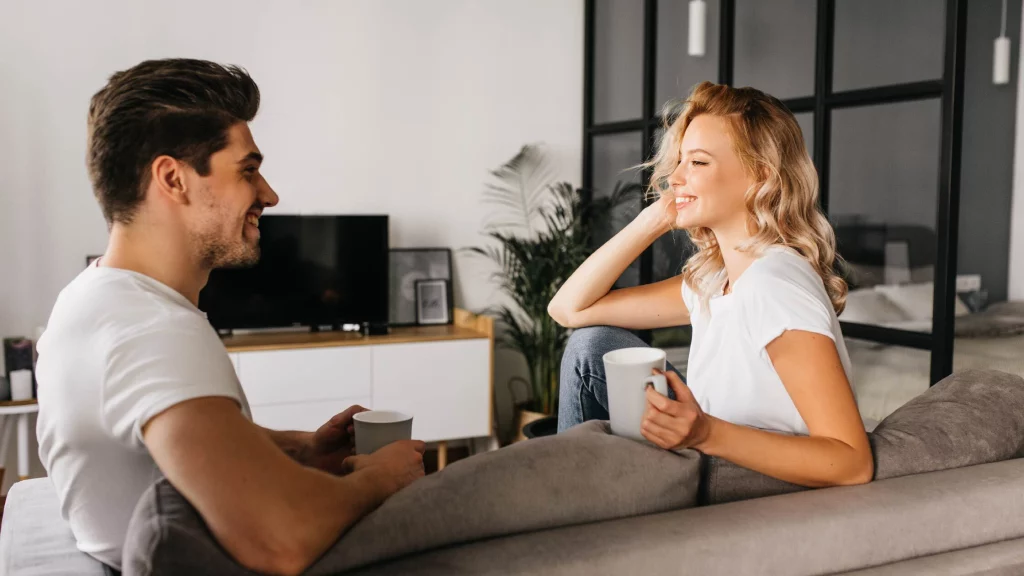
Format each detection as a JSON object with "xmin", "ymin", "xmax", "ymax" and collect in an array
[
  {"xmin": 415, "ymin": 279, "xmax": 452, "ymax": 325},
  {"xmin": 389, "ymin": 248, "xmax": 452, "ymax": 327}
]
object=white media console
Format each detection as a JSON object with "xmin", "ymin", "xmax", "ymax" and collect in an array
[{"xmin": 222, "ymin": 309, "xmax": 494, "ymax": 468}]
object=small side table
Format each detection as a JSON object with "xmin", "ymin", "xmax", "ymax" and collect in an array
[{"xmin": 0, "ymin": 400, "xmax": 39, "ymax": 488}]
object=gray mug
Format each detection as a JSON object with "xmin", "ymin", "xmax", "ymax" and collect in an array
[{"xmin": 353, "ymin": 410, "xmax": 414, "ymax": 455}]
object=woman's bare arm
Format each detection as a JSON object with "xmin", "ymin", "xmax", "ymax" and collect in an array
[
  {"xmin": 643, "ymin": 331, "xmax": 873, "ymax": 487},
  {"xmin": 548, "ymin": 194, "xmax": 689, "ymax": 329}
]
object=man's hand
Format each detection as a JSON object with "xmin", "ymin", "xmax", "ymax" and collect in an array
[
  {"xmin": 304, "ymin": 405, "xmax": 368, "ymax": 475},
  {"xmin": 341, "ymin": 440, "xmax": 427, "ymax": 497},
  {"xmin": 641, "ymin": 369, "xmax": 712, "ymax": 451}
]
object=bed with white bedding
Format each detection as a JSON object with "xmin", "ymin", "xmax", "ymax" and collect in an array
[
  {"xmin": 841, "ymin": 291, "xmax": 1024, "ymax": 421},
  {"xmin": 848, "ymin": 333, "xmax": 1024, "ymax": 424}
]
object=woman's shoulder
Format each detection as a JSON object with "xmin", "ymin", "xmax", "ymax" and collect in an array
[
  {"xmin": 745, "ymin": 246, "xmax": 819, "ymax": 283},
  {"xmin": 738, "ymin": 246, "xmax": 831, "ymax": 304},
  {"xmin": 736, "ymin": 247, "xmax": 839, "ymax": 335}
]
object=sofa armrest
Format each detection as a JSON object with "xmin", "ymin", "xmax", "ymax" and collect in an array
[{"xmin": 0, "ymin": 479, "xmax": 107, "ymax": 576}]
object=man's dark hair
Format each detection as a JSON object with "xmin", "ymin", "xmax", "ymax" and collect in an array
[{"xmin": 87, "ymin": 58, "xmax": 260, "ymax": 224}]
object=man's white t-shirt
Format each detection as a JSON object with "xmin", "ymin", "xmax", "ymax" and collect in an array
[
  {"xmin": 35, "ymin": 261, "xmax": 251, "ymax": 569},
  {"xmin": 682, "ymin": 246, "xmax": 853, "ymax": 435}
]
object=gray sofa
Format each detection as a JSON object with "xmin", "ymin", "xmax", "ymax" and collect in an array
[
  {"xmin": 6, "ymin": 459, "xmax": 1024, "ymax": 575},
  {"xmin": 5, "ymin": 368, "xmax": 1024, "ymax": 575}
]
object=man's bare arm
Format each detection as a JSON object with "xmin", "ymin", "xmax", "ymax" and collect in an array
[
  {"xmin": 262, "ymin": 428, "xmax": 314, "ymax": 463},
  {"xmin": 259, "ymin": 405, "xmax": 366, "ymax": 474},
  {"xmin": 143, "ymin": 397, "xmax": 423, "ymax": 576}
]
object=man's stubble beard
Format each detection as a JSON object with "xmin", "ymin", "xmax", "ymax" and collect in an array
[{"xmin": 194, "ymin": 228, "xmax": 260, "ymax": 270}]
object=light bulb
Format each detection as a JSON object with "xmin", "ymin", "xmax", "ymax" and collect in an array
[{"xmin": 689, "ymin": 0, "xmax": 707, "ymax": 57}]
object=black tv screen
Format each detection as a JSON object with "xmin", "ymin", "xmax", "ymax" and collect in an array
[{"xmin": 199, "ymin": 215, "xmax": 388, "ymax": 331}]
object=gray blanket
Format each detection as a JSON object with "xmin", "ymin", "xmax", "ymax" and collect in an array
[
  {"xmin": 123, "ymin": 420, "xmax": 702, "ymax": 576},
  {"xmin": 123, "ymin": 369, "xmax": 1024, "ymax": 574}
]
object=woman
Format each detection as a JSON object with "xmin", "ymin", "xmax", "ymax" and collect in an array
[{"xmin": 548, "ymin": 82, "xmax": 872, "ymax": 488}]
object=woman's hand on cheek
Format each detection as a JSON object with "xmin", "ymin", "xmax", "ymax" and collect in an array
[{"xmin": 641, "ymin": 369, "xmax": 711, "ymax": 451}]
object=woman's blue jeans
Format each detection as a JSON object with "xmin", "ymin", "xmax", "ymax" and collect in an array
[{"xmin": 557, "ymin": 326, "xmax": 684, "ymax": 433}]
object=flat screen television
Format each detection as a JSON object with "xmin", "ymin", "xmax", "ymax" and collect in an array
[{"xmin": 198, "ymin": 215, "xmax": 388, "ymax": 331}]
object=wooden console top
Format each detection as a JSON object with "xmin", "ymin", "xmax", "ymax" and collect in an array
[{"xmin": 221, "ymin": 308, "xmax": 494, "ymax": 353}]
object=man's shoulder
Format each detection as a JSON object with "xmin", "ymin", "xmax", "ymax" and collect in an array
[{"xmin": 48, "ymin": 268, "xmax": 208, "ymax": 343}]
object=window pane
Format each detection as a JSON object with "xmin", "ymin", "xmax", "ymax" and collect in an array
[
  {"xmin": 833, "ymin": 0, "xmax": 945, "ymax": 92},
  {"xmin": 591, "ymin": 132, "xmax": 644, "ymax": 287},
  {"xmin": 656, "ymin": 0, "xmax": 720, "ymax": 114},
  {"xmin": 795, "ymin": 111, "xmax": 813, "ymax": 157},
  {"xmin": 955, "ymin": 0, "xmax": 1022, "ymax": 313},
  {"xmin": 594, "ymin": 0, "xmax": 645, "ymax": 123},
  {"xmin": 830, "ymin": 99, "xmax": 941, "ymax": 330},
  {"xmin": 848, "ymin": 339, "xmax": 929, "ymax": 427},
  {"xmin": 734, "ymin": 0, "xmax": 816, "ymax": 99},
  {"xmin": 649, "ymin": 229, "xmax": 695, "ymax": 349},
  {"xmin": 656, "ymin": 325, "xmax": 694, "ymax": 362},
  {"xmin": 653, "ymin": 230, "xmax": 693, "ymax": 282}
]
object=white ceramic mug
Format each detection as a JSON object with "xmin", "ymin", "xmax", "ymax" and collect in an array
[
  {"xmin": 603, "ymin": 348, "xmax": 669, "ymax": 441},
  {"xmin": 353, "ymin": 410, "xmax": 414, "ymax": 455}
]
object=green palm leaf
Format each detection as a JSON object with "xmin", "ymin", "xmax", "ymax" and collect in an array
[{"xmin": 468, "ymin": 145, "xmax": 641, "ymax": 414}]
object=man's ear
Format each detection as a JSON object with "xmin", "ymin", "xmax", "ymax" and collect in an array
[{"xmin": 150, "ymin": 155, "xmax": 190, "ymax": 206}]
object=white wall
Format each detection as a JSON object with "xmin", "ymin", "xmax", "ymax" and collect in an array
[
  {"xmin": 0, "ymin": 0, "xmax": 583, "ymax": 488},
  {"xmin": 1013, "ymin": 2, "xmax": 1024, "ymax": 301}
]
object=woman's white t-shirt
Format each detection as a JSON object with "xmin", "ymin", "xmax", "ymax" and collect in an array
[{"xmin": 681, "ymin": 246, "xmax": 853, "ymax": 435}]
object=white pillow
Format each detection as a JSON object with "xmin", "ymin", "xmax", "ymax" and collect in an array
[
  {"xmin": 840, "ymin": 288, "xmax": 913, "ymax": 325},
  {"xmin": 872, "ymin": 282, "xmax": 971, "ymax": 321}
]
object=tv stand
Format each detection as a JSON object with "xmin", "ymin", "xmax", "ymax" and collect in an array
[
  {"xmin": 221, "ymin": 309, "xmax": 494, "ymax": 469},
  {"xmin": 361, "ymin": 321, "xmax": 389, "ymax": 336}
]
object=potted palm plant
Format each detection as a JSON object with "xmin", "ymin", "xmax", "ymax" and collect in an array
[{"xmin": 469, "ymin": 144, "xmax": 639, "ymax": 440}]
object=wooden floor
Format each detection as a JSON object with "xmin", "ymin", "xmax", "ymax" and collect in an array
[{"xmin": 425, "ymin": 445, "xmax": 469, "ymax": 474}]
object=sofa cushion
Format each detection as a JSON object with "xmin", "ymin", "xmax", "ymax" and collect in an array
[
  {"xmin": 700, "ymin": 368, "xmax": 1024, "ymax": 504},
  {"xmin": 870, "ymin": 368, "xmax": 1024, "ymax": 479},
  {"xmin": 122, "ymin": 420, "xmax": 702, "ymax": 575}
]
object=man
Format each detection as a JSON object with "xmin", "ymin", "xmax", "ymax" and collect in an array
[{"xmin": 35, "ymin": 59, "xmax": 425, "ymax": 576}]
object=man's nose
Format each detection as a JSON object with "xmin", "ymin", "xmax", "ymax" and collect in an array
[{"xmin": 260, "ymin": 181, "xmax": 279, "ymax": 208}]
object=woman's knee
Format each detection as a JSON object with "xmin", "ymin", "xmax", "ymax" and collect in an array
[{"xmin": 563, "ymin": 326, "xmax": 647, "ymax": 363}]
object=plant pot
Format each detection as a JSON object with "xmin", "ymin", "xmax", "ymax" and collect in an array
[
  {"xmin": 511, "ymin": 409, "xmax": 548, "ymax": 443},
  {"xmin": 522, "ymin": 415, "xmax": 558, "ymax": 439}
]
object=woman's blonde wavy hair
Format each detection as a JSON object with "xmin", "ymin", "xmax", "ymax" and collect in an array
[{"xmin": 647, "ymin": 81, "xmax": 847, "ymax": 316}]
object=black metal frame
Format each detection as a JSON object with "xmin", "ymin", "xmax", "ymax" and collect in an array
[
  {"xmin": 582, "ymin": 0, "xmax": 967, "ymax": 385},
  {"xmin": 932, "ymin": 0, "xmax": 968, "ymax": 382}
]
